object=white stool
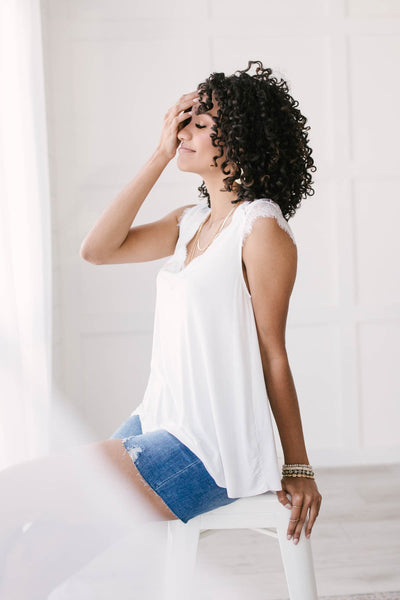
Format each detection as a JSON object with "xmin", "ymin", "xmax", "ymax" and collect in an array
[{"xmin": 163, "ymin": 491, "xmax": 318, "ymax": 600}]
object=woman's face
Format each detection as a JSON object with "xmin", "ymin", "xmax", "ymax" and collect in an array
[{"xmin": 177, "ymin": 98, "xmax": 227, "ymax": 178}]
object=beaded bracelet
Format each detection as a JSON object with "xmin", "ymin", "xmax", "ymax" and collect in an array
[{"xmin": 282, "ymin": 463, "xmax": 315, "ymax": 479}]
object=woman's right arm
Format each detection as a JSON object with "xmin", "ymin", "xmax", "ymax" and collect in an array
[{"xmin": 80, "ymin": 91, "xmax": 199, "ymax": 265}]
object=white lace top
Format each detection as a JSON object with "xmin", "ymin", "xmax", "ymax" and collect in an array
[{"xmin": 131, "ymin": 198, "xmax": 296, "ymax": 497}]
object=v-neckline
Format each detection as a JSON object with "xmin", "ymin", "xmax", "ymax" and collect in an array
[{"xmin": 179, "ymin": 201, "xmax": 247, "ymax": 274}]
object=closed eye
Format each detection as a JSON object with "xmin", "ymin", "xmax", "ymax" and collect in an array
[{"xmin": 195, "ymin": 124, "xmax": 206, "ymax": 129}]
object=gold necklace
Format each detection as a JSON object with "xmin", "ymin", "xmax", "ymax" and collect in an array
[{"xmin": 187, "ymin": 204, "xmax": 238, "ymax": 264}]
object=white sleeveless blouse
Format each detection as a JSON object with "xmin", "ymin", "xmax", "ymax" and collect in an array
[{"xmin": 131, "ymin": 198, "xmax": 296, "ymax": 498}]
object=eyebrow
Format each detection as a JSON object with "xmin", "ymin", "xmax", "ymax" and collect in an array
[{"xmin": 194, "ymin": 110, "xmax": 216, "ymax": 119}]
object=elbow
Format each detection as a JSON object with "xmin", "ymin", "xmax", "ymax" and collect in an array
[
  {"xmin": 261, "ymin": 347, "xmax": 289, "ymax": 367},
  {"xmin": 80, "ymin": 243, "xmax": 103, "ymax": 265},
  {"xmin": 257, "ymin": 333, "xmax": 288, "ymax": 364}
]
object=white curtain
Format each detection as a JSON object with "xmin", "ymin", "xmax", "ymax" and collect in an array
[{"xmin": 0, "ymin": 0, "xmax": 52, "ymax": 468}]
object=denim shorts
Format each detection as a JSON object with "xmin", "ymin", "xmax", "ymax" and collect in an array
[{"xmin": 108, "ymin": 414, "xmax": 240, "ymax": 523}]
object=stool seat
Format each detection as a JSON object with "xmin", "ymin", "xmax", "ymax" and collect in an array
[{"xmin": 163, "ymin": 491, "xmax": 318, "ymax": 600}]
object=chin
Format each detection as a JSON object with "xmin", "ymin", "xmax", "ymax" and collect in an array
[
  {"xmin": 176, "ymin": 160, "xmax": 198, "ymax": 175},
  {"xmin": 177, "ymin": 164, "xmax": 192, "ymax": 173}
]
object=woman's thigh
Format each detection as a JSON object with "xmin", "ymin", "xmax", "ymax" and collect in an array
[
  {"xmin": 107, "ymin": 414, "xmax": 240, "ymax": 524},
  {"xmin": 94, "ymin": 438, "xmax": 179, "ymax": 522},
  {"xmin": 105, "ymin": 414, "xmax": 178, "ymax": 520}
]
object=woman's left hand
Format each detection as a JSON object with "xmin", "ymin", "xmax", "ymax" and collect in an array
[{"xmin": 276, "ymin": 477, "xmax": 322, "ymax": 544}]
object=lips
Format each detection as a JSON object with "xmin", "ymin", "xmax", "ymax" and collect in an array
[{"xmin": 179, "ymin": 145, "xmax": 195, "ymax": 152}]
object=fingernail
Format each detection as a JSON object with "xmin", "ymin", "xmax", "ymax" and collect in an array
[
  {"xmin": 287, "ymin": 534, "xmax": 292, "ymax": 540},
  {"xmin": 306, "ymin": 533, "xmax": 310, "ymax": 539},
  {"xmin": 284, "ymin": 503, "xmax": 292, "ymax": 510},
  {"xmin": 293, "ymin": 538, "xmax": 299, "ymax": 545}
]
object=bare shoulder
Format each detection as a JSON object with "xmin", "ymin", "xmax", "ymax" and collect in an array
[
  {"xmin": 242, "ymin": 212, "xmax": 297, "ymax": 269},
  {"xmin": 242, "ymin": 214, "xmax": 297, "ymax": 317}
]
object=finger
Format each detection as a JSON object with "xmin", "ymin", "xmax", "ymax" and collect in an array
[
  {"xmin": 178, "ymin": 91, "xmax": 200, "ymax": 105},
  {"xmin": 177, "ymin": 109, "xmax": 192, "ymax": 119},
  {"xmin": 176, "ymin": 110, "xmax": 193, "ymax": 128},
  {"xmin": 175, "ymin": 110, "xmax": 193, "ymax": 134},
  {"xmin": 287, "ymin": 513, "xmax": 303, "ymax": 540},
  {"xmin": 286, "ymin": 496, "xmax": 304, "ymax": 541},
  {"xmin": 276, "ymin": 490, "xmax": 292, "ymax": 509},
  {"xmin": 305, "ymin": 499, "xmax": 321, "ymax": 539},
  {"xmin": 293, "ymin": 497, "xmax": 313, "ymax": 544},
  {"xmin": 166, "ymin": 110, "xmax": 192, "ymax": 133},
  {"xmin": 175, "ymin": 92, "xmax": 201, "ymax": 113},
  {"xmin": 292, "ymin": 508, "xmax": 308, "ymax": 544},
  {"xmin": 165, "ymin": 91, "xmax": 200, "ymax": 116}
]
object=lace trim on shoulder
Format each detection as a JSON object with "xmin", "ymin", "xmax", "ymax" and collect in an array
[
  {"xmin": 177, "ymin": 205, "xmax": 193, "ymax": 227},
  {"xmin": 177, "ymin": 202, "xmax": 207, "ymax": 227},
  {"xmin": 242, "ymin": 199, "xmax": 296, "ymax": 247}
]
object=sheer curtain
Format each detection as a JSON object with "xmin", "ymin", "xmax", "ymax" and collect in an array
[{"xmin": 0, "ymin": 0, "xmax": 52, "ymax": 468}]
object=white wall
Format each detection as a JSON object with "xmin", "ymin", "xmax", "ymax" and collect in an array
[{"xmin": 40, "ymin": 0, "xmax": 400, "ymax": 466}]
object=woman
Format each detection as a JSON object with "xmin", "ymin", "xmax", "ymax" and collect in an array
[
  {"xmin": 1, "ymin": 60, "xmax": 322, "ymax": 597},
  {"xmin": 84, "ymin": 58, "xmax": 322, "ymax": 535}
]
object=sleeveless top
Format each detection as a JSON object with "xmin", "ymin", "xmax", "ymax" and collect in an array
[{"xmin": 131, "ymin": 198, "xmax": 296, "ymax": 498}]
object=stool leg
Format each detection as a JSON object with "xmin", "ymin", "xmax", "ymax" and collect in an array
[
  {"xmin": 276, "ymin": 505, "xmax": 319, "ymax": 600},
  {"xmin": 163, "ymin": 519, "xmax": 200, "ymax": 600}
]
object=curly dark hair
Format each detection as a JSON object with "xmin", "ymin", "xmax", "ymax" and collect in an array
[{"xmin": 179, "ymin": 60, "xmax": 316, "ymax": 221}]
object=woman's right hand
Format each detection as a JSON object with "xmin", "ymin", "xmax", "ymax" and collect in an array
[{"xmin": 156, "ymin": 91, "xmax": 200, "ymax": 161}]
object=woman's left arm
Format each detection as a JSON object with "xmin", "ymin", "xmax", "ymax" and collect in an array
[{"xmin": 242, "ymin": 215, "xmax": 322, "ymax": 544}]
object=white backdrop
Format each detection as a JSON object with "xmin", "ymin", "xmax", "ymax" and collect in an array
[
  {"xmin": 0, "ymin": 0, "xmax": 52, "ymax": 468},
  {"xmin": 40, "ymin": 0, "xmax": 400, "ymax": 467}
]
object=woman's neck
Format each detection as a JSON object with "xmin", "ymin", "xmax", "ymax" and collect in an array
[{"xmin": 204, "ymin": 180, "xmax": 241, "ymax": 224}]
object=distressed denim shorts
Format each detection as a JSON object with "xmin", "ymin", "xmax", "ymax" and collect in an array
[{"xmin": 108, "ymin": 414, "xmax": 240, "ymax": 523}]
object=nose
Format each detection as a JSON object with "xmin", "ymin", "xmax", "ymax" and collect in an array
[{"xmin": 177, "ymin": 117, "xmax": 193, "ymax": 142}]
